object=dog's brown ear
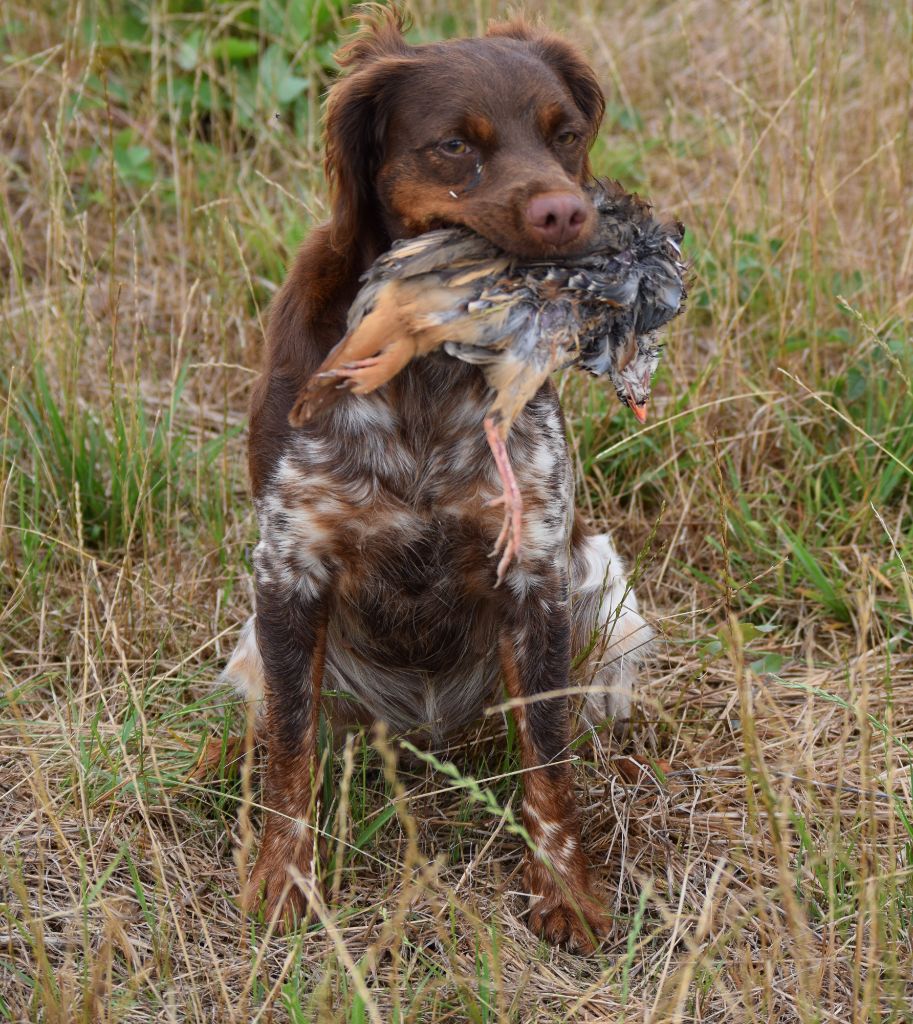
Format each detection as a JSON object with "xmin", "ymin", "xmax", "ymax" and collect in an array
[
  {"xmin": 324, "ymin": 6, "xmax": 413, "ymax": 262},
  {"xmin": 335, "ymin": 3, "xmax": 411, "ymax": 67},
  {"xmin": 487, "ymin": 19, "xmax": 605, "ymax": 142}
]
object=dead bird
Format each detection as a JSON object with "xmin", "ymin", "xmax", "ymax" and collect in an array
[{"xmin": 289, "ymin": 178, "xmax": 686, "ymax": 580}]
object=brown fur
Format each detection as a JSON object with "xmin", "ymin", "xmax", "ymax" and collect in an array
[
  {"xmin": 249, "ymin": 9, "xmax": 604, "ymax": 495},
  {"xmin": 234, "ymin": 8, "xmax": 636, "ymax": 949},
  {"xmin": 244, "ymin": 612, "xmax": 328, "ymax": 926},
  {"xmin": 500, "ymin": 635, "xmax": 612, "ymax": 951}
]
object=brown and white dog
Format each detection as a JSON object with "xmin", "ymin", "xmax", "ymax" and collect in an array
[{"xmin": 220, "ymin": 8, "xmax": 651, "ymax": 951}]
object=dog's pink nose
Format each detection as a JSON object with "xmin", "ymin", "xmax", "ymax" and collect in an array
[{"xmin": 525, "ymin": 192, "xmax": 589, "ymax": 246}]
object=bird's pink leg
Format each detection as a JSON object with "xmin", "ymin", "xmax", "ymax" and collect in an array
[{"xmin": 483, "ymin": 416, "xmax": 523, "ymax": 584}]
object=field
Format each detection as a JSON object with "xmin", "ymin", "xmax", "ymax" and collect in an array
[{"xmin": 2, "ymin": 0, "xmax": 912, "ymax": 1020}]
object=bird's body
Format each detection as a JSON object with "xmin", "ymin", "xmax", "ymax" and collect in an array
[{"xmin": 289, "ymin": 179, "xmax": 686, "ymax": 579}]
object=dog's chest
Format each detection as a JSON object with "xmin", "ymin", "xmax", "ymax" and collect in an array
[{"xmin": 254, "ymin": 366, "xmax": 573, "ymax": 670}]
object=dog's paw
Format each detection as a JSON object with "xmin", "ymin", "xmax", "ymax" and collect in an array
[
  {"xmin": 528, "ymin": 889, "xmax": 612, "ymax": 954},
  {"xmin": 244, "ymin": 828, "xmax": 316, "ymax": 932},
  {"xmin": 189, "ymin": 735, "xmax": 254, "ymax": 781}
]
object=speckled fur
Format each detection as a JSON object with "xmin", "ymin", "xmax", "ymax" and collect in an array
[
  {"xmin": 226, "ymin": 358, "xmax": 650, "ymax": 745},
  {"xmin": 222, "ymin": 10, "xmax": 653, "ymax": 948}
]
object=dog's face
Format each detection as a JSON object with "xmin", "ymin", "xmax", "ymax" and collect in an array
[{"xmin": 324, "ymin": 16, "xmax": 606, "ymax": 261}]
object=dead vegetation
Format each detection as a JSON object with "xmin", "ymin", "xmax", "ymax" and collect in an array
[{"xmin": 1, "ymin": 0, "xmax": 912, "ymax": 1020}]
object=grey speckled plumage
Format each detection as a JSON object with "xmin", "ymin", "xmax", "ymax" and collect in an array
[
  {"xmin": 293, "ymin": 179, "xmax": 685, "ymax": 424},
  {"xmin": 443, "ymin": 181, "xmax": 684, "ymax": 416},
  {"xmin": 289, "ymin": 178, "xmax": 686, "ymax": 579}
]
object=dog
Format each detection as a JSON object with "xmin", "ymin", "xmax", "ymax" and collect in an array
[{"xmin": 218, "ymin": 8, "xmax": 651, "ymax": 952}]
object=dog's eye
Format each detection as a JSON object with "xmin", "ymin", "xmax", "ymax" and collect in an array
[
  {"xmin": 439, "ymin": 138, "xmax": 470, "ymax": 156},
  {"xmin": 555, "ymin": 131, "xmax": 578, "ymax": 146}
]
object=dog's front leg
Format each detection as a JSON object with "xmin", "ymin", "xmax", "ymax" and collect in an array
[
  {"xmin": 245, "ymin": 570, "xmax": 328, "ymax": 930},
  {"xmin": 500, "ymin": 574, "xmax": 611, "ymax": 952}
]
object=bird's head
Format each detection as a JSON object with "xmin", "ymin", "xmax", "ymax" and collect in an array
[{"xmin": 610, "ymin": 334, "xmax": 661, "ymax": 423}]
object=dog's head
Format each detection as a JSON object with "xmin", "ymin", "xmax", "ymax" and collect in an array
[{"xmin": 324, "ymin": 8, "xmax": 605, "ymax": 264}]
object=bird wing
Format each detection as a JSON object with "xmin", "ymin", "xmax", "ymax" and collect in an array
[
  {"xmin": 340, "ymin": 229, "xmax": 498, "ymax": 333},
  {"xmin": 483, "ymin": 320, "xmax": 577, "ymax": 431},
  {"xmin": 445, "ymin": 302, "xmax": 578, "ymax": 432},
  {"xmin": 631, "ymin": 224, "xmax": 687, "ymax": 335},
  {"xmin": 288, "ymin": 230, "xmax": 506, "ymax": 424}
]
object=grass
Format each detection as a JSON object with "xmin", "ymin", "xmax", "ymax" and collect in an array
[{"xmin": 1, "ymin": 0, "xmax": 912, "ymax": 1019}]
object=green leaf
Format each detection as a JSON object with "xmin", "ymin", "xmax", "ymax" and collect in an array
[
  {"xmin": 845, "ymin": 366, "xmax": 866, "ymax": 401},
  {"xmin": 113, "ymin": 129, "xmax": 153, "ymax": 185},
  {"xmin": 737, "ymin": 622, "xmax": 766, "ymax": 644},
  {"xmin": 211, "ymin": 36, "xmax": 259, "ymax": 62},
  {"xmin": 352, "ymin": 804, "xmax": 396, "ymax": 851},
  {"xmin": 750, "ymin": 652, "xmax": 786, "ymax": 674},
  {"xmin": 176, "ymin": 30, "xmax": 201, "ymax": 71},
  {"xmin": 277, "ymin": 74, "xmax": 309, "ymax": 104},
  {"xmin": 259, "ymin": 44, "xmax": 309, "ymax": 105},
  {"xmin": 700, "ymin": 638, "xmax": 723, "ymax": 660},
  {"xmin": 782, "ymin": 527, "xmax": 850, "ymax": 621}
]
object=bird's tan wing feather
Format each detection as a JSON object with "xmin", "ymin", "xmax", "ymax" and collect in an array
[{"xmin": 288, "ymin": 272, "xmax": 494, "ymax": 423}]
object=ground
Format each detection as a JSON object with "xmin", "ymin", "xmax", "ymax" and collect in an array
[{"xmin": 1, "ymin": 1, "xmax": 912, "ymax": 1021}]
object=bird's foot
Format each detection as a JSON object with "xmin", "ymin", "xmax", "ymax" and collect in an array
[
  {"xmin": 483, "ymin": 417, "xmax": 523, "ymax": 585},
  {"xmin": 314, "ymin": 353, "xmax": 394, "ymax": 395},
  {"xmin": 487, "ymin": 492, "xmax": 523, "ymax": 583}
]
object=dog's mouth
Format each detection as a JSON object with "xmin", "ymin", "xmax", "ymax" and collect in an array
[
  {"xmin": 425, "ymin": 217, "xmax": 460, "ymax": 232},
  {"xmin": 421, "ymin": 216, "xmax": 595, "ymax": 262}
]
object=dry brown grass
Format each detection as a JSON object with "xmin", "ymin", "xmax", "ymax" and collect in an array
[{"xmin": 1, "ymin": 0, "xmax": 912, "ymax": 1020}]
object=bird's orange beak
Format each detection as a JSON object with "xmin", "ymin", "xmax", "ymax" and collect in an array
[{"xmin": 625, "ymin": 381, "xmax": 648, "ymax": 423}]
